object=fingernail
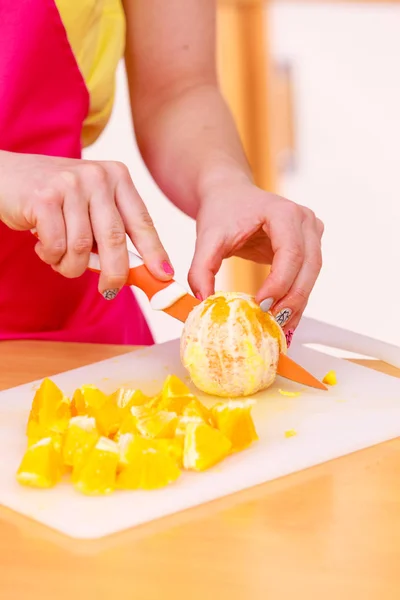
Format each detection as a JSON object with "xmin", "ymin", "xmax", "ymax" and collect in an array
[
  {"xmin": 285, "ymin": 329, "xmax": 295, "ymax": 348},
  {"xmin": 274, "ymin": 308, "xmax": 293, "ymax": 327},
  {"xmin": 195, "ymin": 292, "xmax": 203, "ymax": 301},
  {"xmin": 162, "ymin": 260, "xmax": 174, "ymax": 275},
  {"xmin": 260, "ymin": 298, "xmax": 274, "ymax": 312},
  {"xmin": 103, "ymin": 288, "xmax": 120, "ymax": 301}
]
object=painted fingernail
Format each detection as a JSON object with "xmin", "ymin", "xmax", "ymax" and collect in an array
[
  {"xmin": 260, "ymin": 298, "xmax": 274, "ymax": 312},
  {"xmin": 162, "ymin": 261, "xmax": 174, "ymax": 275},
  {"xmin": 274, "ymin": 308, "xmax": 293, "ymax": 327},
  {"xmin": 103, "ymin": 288, "xmax": 119, "ymax": 301},
  {"xmin": 195, "ymin": 292, "xmax": 203, "ymax": 301},
  {"xmin": 285, "ymin": 329, "xmax": 295, "ymax": 348}
]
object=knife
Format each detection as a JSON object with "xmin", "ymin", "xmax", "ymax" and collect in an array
[{"xmin": 31, "ymin": 231, "xmax": 326, "ymax": 390}]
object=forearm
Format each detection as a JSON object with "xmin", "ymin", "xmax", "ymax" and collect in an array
[{"xmin": 133, "ymin": 83, "xmax": 253, "ymax": 219}]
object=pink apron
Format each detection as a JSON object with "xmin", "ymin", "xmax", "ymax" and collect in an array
[{"xmin": 0, "ymin": 1, "xmax": 154, "ymax": 345}]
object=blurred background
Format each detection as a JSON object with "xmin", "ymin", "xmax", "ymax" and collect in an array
[{"xmin": 85, "ymin": 1, "xmax": 400, "ymax": 346}]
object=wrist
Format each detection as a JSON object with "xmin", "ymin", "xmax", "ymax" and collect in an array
[{"xmin": 197, "ymin": 154, "xmax": 253, "ymax": 206}]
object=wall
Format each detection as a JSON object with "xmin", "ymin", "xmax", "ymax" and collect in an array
[{"xmin": 270, "ymin": 3, "xmax": 400, "ymax": 346}]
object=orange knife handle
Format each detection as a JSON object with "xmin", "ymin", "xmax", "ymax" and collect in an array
[{"xmin": 87, "ymin": 248, "xmax": 174, "ymax": 301}]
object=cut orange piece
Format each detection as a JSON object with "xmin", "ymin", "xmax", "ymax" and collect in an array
[
  {"xmin": 322, "ymin": 370, "xmax": 337, "ymax": 386},
  {"xmin": 116, "ymin": 440, "xmax": 181, "ymax": 490},
  {"xmin": 182, "ymin": 398, "xmax": 213, "ymax": 425},
  {"xmin": 118, "ymin": 434, "xmax": 184, "ymax": 469},
  {"xmin": 109, "ymin": 388, "xmax": 151, "ymax": 410},
  {"xmin": 158, "ymin": 375, "xmax": 194, "ymax": 414},
  {"xmin": 175, "ymin": 415, "xmax": 205, "ymax": 437},
  {"xmin": 73, "ymin": 437, "xmax": 119, "ymax": 495},
  {"xmin": 136, "ymin": 410, "xmax": 178, "ymax": 439},
  {"xmin": 62, "ymin": 416, "xmax": 99, "ymax": 469},
  {"xmin": 211, "ymin": 400, "xmax": 258, "ymax": 452},
  {"xmin": 17, "ymin": 437, "xmax": 63, "ymax": 488},
  {"xmin": 183, "ymin": 422, "xmax": 232, "ymax": 471},
  {"xmin": 71, "ymin": 385, "xmax": 107, "ymax": 417},
  {"xmin": 92, "ymin": 398, "xmax": 124, "ymax": 438},
  {"xmin": 27, "ymin": 378, "xmax": 71, "ymax": 437}
]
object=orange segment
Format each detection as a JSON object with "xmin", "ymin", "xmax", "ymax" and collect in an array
[
  {"xmin": 211, "ymin": 400, "xmax": 258, "ymax": 452},
  {"xmin": 118, "ymin": 434, "xmax": 184, "ymax": 469},
  {"xmin": 27, "ymin": 378, "xmax": 71, "ymax": 438},
  {"xmin": 175, "ymin": 415, "xmax": 205, "ymax": 437},
  {"xmin": 158, "ymin": 375, "xmax": 194, "ymax": 414},
  {"xmin": 91, "ymin": 398, "xmax": 123, "ymax": 438},
  {"xmin": 16, "ymin": 437, "xmax": 63, "ymax": 488},
  {"xmin": 62, "ymin": 416, "xmax": 99, "ymax": 469},
  {"xmin": 116, "ymin": 439, "xmax": 181, "ymax": 490},
  {"xmin": 136, "ymin": 410, "xmax": 178, "ymax": 439},
  {"xmin": 183, "ymin": 422, "xmax": 232, "ymax": 471},
  {"xmin": 71, "ymin": 385, "xmax": 107, "ymax": 417},
  {"xmin": 73, "ymin": 437, "xmax": 119, "ymax": 495},
  {"xmin": 322, "ymin": 370, "xmax": 337, "ymax": 386},
  {"xmin": 182, "ymin": 398, "xmax": 213, "ymax": 425},
  {"xmin": 110, "ymin": 388, "xmax": 151, "ymax": 410}
]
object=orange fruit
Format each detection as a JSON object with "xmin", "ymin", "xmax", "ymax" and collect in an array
[
  {"xmin": 136, "ymin": 410, "xmax": 178, "ymax": 439},
  {"xmin": 71, "ymin": 385, "xmax": 107, "ymax": 417},
  {"xmin": 183, "ymin": 422, "xmax": 232, "ymax": 471},
  {"xmin": 62, "ymin": 416, "xmax": 99, "ymax": 469},
  {"xmin": 322, "ymin": 370, "xmax": 337, "ymax": 386},
  {"xmin": 27, "ymin": 378, "xmax": 71, "ymax": 438},
  {"xmin": 157, "ymin": 375, "xmax": 194, "ymax": 414},
  {"xmin": 73, "ymin": 437, "xmax": 119, "ymax": 495},
  {"xmin": 16, "ymin": 437, "xmax": 63, "ymax": 488},
  {"xmin": 175, "ymin": 415, "xmax": 205, "ymax": 437},
  {"xmin": 117, "ymin": 434, "xmax": 184, "ymax": 469},
  {"xmin": 211, "ymin": 400, "xmax": 258, "ymax": 451},
  {"xmin": 182, "ymin": 398, "xmax": 213, "ymax": 425},
  {"xmin": 109, "ymin": 388, "xmax": 150, "ymax": 410},
  {"xmin": 116, "ymin": 438, "xmax": 181, "ymax": 490},
  {"xmin": 91, "ymin": 398, "xmax": 124, "ymax": 438}
]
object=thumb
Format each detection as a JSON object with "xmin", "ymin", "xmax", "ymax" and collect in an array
[{"xmin": 188, "ymin": 231, "xmax": 225, "ymax": 301}]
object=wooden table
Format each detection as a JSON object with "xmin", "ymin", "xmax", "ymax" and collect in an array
[{"xmin": 1, "ymin": 342, "xmax": 400, "ymax": 599}]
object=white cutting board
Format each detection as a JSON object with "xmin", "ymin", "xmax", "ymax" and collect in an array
[{"xmin": 1, "ymin": 319, "xmax": 400, "ymax": 539}]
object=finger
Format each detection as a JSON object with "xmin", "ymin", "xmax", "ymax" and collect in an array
[
  {"xmin": 85, "ymin": 165, "xmax": 130, "ymax": 296},
  {"xmin": 53, "ymin": 177, "xmax": 93, "ymax": 279},
  {"xmin": 188, "ymin": 229, "xmax": 225, "ymax": 300},
  {"xmin": 33, "ymin": 188, "xmax": 67, "ymax": 265},
  {"xmin": 255, "ymin": 205, "xmax": 304, "ymax": 309},
  {"xmin": 271, "ymin": 215, "xmax": 322, "ymax": 329},
  {"xmin": 110, "ymin": 162, "xmax": 173, "ymax": 281}
]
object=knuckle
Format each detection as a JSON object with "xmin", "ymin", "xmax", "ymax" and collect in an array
[
  {"xmin": 84, "ymin": 163, "xmax": 107, "ymax": 185},
  {"xmin": 103, "ymin": 225, "xmax": 126, "ymax": 248},
  {"xmin": 317, "ymin": 218, "xmax": 325, "ymax": 236},
  {"xmin": 109, "ymin": 161, "xmax": 130, "ymax": 179},
  {"xmin": 138, "ymin": 210, "xmax": 155, "ymax": 230},
  {"xmin": 287, "ymin": 244, "xmax": 304, "ymax": 265},
  {"xmin": 291, "ymin": 286, "xmax": 309, "ymax": 303},
  {"xmin": 72, "ymin": 236, "xmax": 92, "ymax": 255},
  {"xmin": 59, "ymin": 170, "xmax": 79, "ymax": 191}
]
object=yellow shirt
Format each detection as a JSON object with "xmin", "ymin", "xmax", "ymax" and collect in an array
[{"xmin": 55, "ymin": 0, "xmax": 125, "ymax": 148}]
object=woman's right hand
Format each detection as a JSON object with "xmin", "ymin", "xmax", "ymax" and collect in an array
[{"xmin": 0, "ymin": 150, "xmax": 174, "ymax": 297}]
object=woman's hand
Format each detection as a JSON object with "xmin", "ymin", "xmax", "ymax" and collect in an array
[
  {"xmin": 0, "ymin": 151, "xmax": 173, "ymax": 297},
  {"xmin": 189, "ymin": 179, "xmax": 324, "ymax": 333}
]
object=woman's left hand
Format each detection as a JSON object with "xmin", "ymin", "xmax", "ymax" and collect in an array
[{"xmin": 189, "ymin": 180, "xmax": 324, "ymax": 333}]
